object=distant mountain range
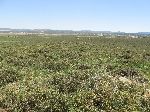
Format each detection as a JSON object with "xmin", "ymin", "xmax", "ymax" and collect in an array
[
  {"xmin": 0, "ymin": 28, "xmax": 150, "ymax": 36},
  {"xmin": 0, "ymin": 28, "xmax": 111, "ymax": 33}
]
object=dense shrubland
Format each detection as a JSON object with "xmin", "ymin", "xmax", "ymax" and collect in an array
[{"xmin": 0, "ymin": 36, "xmax": 150, "ymax": 112}]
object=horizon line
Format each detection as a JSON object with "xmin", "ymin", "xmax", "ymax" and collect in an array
[{"xmin": 0, "ymin": 28, "xmax": 150, "ymax": 33}]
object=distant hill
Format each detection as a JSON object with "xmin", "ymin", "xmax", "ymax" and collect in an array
[{"xmin": 0, "ymin": 28, "xmax": 150, "ymax": 36}]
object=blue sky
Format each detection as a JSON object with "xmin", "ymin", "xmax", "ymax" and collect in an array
[{"xmin": 0, "ymin": 0, "xmax": 150, "ymax": 32}]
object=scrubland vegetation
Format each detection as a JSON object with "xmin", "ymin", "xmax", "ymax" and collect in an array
[{"xmin": 0, "ymin": 35, "xmax": 150, "ymax": 112}]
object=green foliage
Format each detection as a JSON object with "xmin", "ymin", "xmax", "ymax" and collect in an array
[{"xmin": 0, "ymin": 35, "xmax": 150, "ymax": 111}]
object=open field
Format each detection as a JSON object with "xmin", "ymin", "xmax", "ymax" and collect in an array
[{"xmin": 0, "ymin": 35, "xmax": 150, "ymax": 112}]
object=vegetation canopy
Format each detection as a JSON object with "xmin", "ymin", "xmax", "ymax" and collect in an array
[{"xmin": 0, "ymin": 35, "xmax": 150, "ymax": 112}]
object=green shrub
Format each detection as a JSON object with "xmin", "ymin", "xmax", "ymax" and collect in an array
[{"xmin": 0, "ymin": 36, "xmax": 150, "ymax": 111}]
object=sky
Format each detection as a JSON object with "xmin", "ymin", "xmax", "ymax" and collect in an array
[{"xmin": 0, "ymin": 0, "xmax": 150, "ymax": 32}]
